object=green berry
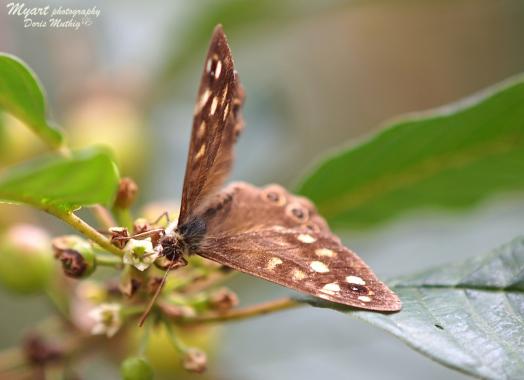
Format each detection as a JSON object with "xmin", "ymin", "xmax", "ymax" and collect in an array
[
  {"xmin": 0, "ymin": 224, "xmax": 54, "ymax": 294},
  {"xmin": 121, "ymin": 356, "xmax": 154, "ymax": 380},
  {"xmin": 52, "ymin": 235, "xmax": 96, "ymax": 278}
]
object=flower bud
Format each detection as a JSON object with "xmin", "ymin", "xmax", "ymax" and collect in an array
[
  {"xmin": 208, "ymin": 288, "xmax": 239, "ymax": 312},
  {"xmin": 133, "ymin": 218, "xmax": 151, "ymax": 235},
  {"xmin": 109, "ymin": 227, "xmax": 129, "ymax": 249},
  {"xmin": 23, "ymin": 333, "xmax": 62, "ymax": 365},
  {"xmin": 52, "ymin": 235, "xmax": 96, "ymax": 278},
  {"xmin": 119, "ymin": 266, "xmax": 142, "ymax": 298},
  {"xmin": 114, "ymin": 177, "xmax": 139, "ymax": 209},
  {"xmin": 120, "ymin": 356, "xmax": 154, "ymax": 380},
  {"xmin": 0, "ymin": 224, "xmax": 53, "ymax": 294},
  {"xmin": 182, "ymin": 348, "xmax": 207, "ymax": 373}
]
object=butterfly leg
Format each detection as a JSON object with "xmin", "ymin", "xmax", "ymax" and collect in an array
[{"xmin": 151, "ymin": 211, "xmax": 171, "ymax": 227}]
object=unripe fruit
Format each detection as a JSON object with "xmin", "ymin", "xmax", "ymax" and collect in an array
[
  {"xmin": 52, "ymin": 235, "xmax": 96, "ymax": 278},
  {"xmin": 121, "ymin": 356, "xmax": 154, "ymax": 380},
  {"xmin": 127, "ymin": 324, "xmax": 220, "ymax": 375},
  {"xmin": 0, "ymin": 224, "xmax": 54, "ymax": 294}
]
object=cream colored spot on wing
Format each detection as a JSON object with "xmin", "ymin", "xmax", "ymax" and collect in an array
[
  {"xmin": 310, "ymin": 261, "xmax": 329, "ymax": 273},
  {"xmin": 321, "ymin": 282, "xmax": 340, "ymax": 295},
  {"xmin": 195, "ymin": 89, "xmax": 211, "ymax": 114},
  {"xmin": 267, "ymin": 257, "xmax": 283, "ymax": 270},
  {"xmin": 195, "ymin": 144, "xmax": 206, "ymax": 159},
  {"xmin": 214, "ymin": 60, "xmax": 222, "ymax": 79},
  {"xmin": 315, "ymin": 248, "xmax": 336, "ymax": 258},
  {"xmin": 197, "ymin": 121, "xmax": 206, "ymax": 138},
  {"xmin": 291, "ymin": 269, "xmax": 306, "ymax": 281},
  {"xmin": 368, "ymin": 290, "xmax": 375, "ymax": 296},
  {"xmin": 223, "ymin": 104, "xmax": 229, "ymax": 121},
  {"xmin": 358, "ymin": 296, "xmax": 372, "ymax": 303},
  {"xmin": 221, "ymin": 86, "xmax": 229, "ymax": 105},
  {"xmin": 210, "ymin": 97, "xmax": 218, "ymax": 115},
  {"xmin": 297, "ymin": 234, "xmax": 316, "ymax": 244},
  {"xmin": 346, "ymin": 275, "xmax": 366, "ymax": 286}
]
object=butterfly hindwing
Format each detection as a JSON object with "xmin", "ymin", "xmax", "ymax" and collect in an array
[
  {"xmin": 179, "ymin": 25, "xmax": 244, "ymax": 225},
  {"xmin": 175, "ymin": 26, "xmax": 400, "ymax": 312},
  {"xmin": 196, "ymin": 182, "xmax": 401, "ymax": 311}
]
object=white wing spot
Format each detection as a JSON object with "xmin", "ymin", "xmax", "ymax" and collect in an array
[
  {"xmin": 358, "ymin": 296, "xmax": 372, "ymax": 303},
  {"xmin": 206, "ymin": 58, "xmax": 212, "ymax": 73},
  {"xmin": 267, "ymin": 257, "xmax": 283, "ymax": 270},
  {"xmin": 195, "ymin": 89, "xmax": 211, "ymax": 114},
  {"xmin": 195, "ymin": 144, "xmax": 206, "ymax": 159},
  {"xmin": 346, "ymin": 276, "xmax": 366, "ymax": 285},
  {"xmin": 223, "ymin": 104, "xmax": 229, "ymax": 121},
  {"xmin": 297, "ymin": 234, "xmax": 316, "ymax": 244},
  {"xmin": 214, "ymin": 60, "xmax": 222, "ymax": 79},
  {"xmin": 210, "ymin": 97, "xmax": 218, "ymax": 115},
  {"xmin": 315, "ymin": 248, "xmax": 336, "ymax": 258},
  {"xmin": 197, "ymin": 121, "xmax": 206, "ymax": 138},
  {"xmin": 220, "ymin": 86, "xmax": 229, "ymax": 107},
  {"xmin": 321, "ymin": 282, "xmax": 340, "ymax": 295},
  {"xmin": 291, "ymin": 269, "xmax": 306, "ymax": 281},
  {"xmin": 310, "ymin": 261, "xmax": 329, "ymax": 273}
]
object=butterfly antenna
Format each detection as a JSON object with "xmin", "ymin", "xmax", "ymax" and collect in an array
[{"xmin": 138, "ymin": 263, "xmax": 173, "ymax": 327}]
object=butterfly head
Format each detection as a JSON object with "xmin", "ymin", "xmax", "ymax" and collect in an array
[
  {"xmin": 158, "ymin": 217, "xmax": 207, "ymax": 263},
  {"xmin": 159, "ymin": 233, "xmax": 185, "ymax": 262}
]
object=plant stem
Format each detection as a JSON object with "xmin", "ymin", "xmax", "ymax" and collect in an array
[
  {"xmin": 164, "ymin": 322, "xmax": 187, "ymax": 354},
  {"xmin": 122, "ymin": 305, "xmax": 146, "ymax": 317},
  {"xmin": 0, "ymin": 348, "xmax": 26, "ymax": 373},
  {"xmin": 49, "ymin": 210, "xmax": 124, "ymax": 257},
  {"xmin": 112, "ymin": 207, "xmax": 133, "ymax": 230},
  {"xmin": 96, "ymin": 254, "xmax": 122, "ymax": 267},
  {"xmin": 181, "ymin": 269, "xmax": 238, "ymax": 294},
  {"xmin": 138, "ymin": 319, "xmax": 153, "ymax": 356},
  {"xmin": 166, "ymin": 297, "xmax": 303, "ymax": 325}
]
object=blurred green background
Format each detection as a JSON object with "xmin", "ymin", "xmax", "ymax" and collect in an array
[{"xmin": 1, "ymin": 0, "xmax": 524, "ymax": 379}]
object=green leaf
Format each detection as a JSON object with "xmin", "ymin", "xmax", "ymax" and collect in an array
[
  {"xmin": 297, "ymin": 75, "xmax": 524, "ymax": 229},
  {"xmin": 0, "ymin": 53, "xmax": 64, "ymax": 149},
  {"xmin": 306, "ymin": 237, "xmax": 524, "ymax": 379},
  {"xmin": 0, "ymin": 147, "xmax": 120, "ymax": 212}
]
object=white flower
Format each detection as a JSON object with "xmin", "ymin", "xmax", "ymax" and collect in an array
[
  {"xmin": 123, "ymin": 238, "xmax": 160, "ymax": 271},
  {"xmin": 88, "ymin": 303, "xmax": 122, "ymax": 337}
]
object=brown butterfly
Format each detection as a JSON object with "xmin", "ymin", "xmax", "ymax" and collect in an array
[{"xmin": 142, "ymin": 25, "xmax": 400, "ymax": 322}]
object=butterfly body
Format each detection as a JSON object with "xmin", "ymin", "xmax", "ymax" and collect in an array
[{"xmin": 158, "ymin": 25, "xmax": 401, "ymax": 312}]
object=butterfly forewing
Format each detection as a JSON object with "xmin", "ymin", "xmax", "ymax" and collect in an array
[
  {"xmin": 196, "ymin": 182, "xmax": 401, "ymax": 311},
  {"xmin": 178, "ymin": 25, "xmax": 244, "ymax": 225},
  {"xmin": 176, "ymin": 26, "xmax": 400, "ymax": 312}
]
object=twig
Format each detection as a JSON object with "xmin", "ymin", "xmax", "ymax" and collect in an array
[
  {"xmin": 112, "ymin": 207, "xmax": 133, "ymax": 230},
  {"xmin": 96, "ymin": 254, "xmax": 123, "ymax": 268},
  {"xmin": 181, "ymin": 269, "xmax": 238, "ymax": 294},
  {"xmin": 165, "ymin": 297, "xmax": 303, "ymax": 325},
  {"xmin": 0, "ymin": 348, "xmax": 26, "ymax": 373},
  {"xmin": 48, "ymin": 210, "xmax": 124, "ymax": 257}
]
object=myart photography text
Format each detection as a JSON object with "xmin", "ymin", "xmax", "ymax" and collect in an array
[{"xmin": 5, "ymin": 2, "xmax": 101, "ymax": 30}]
